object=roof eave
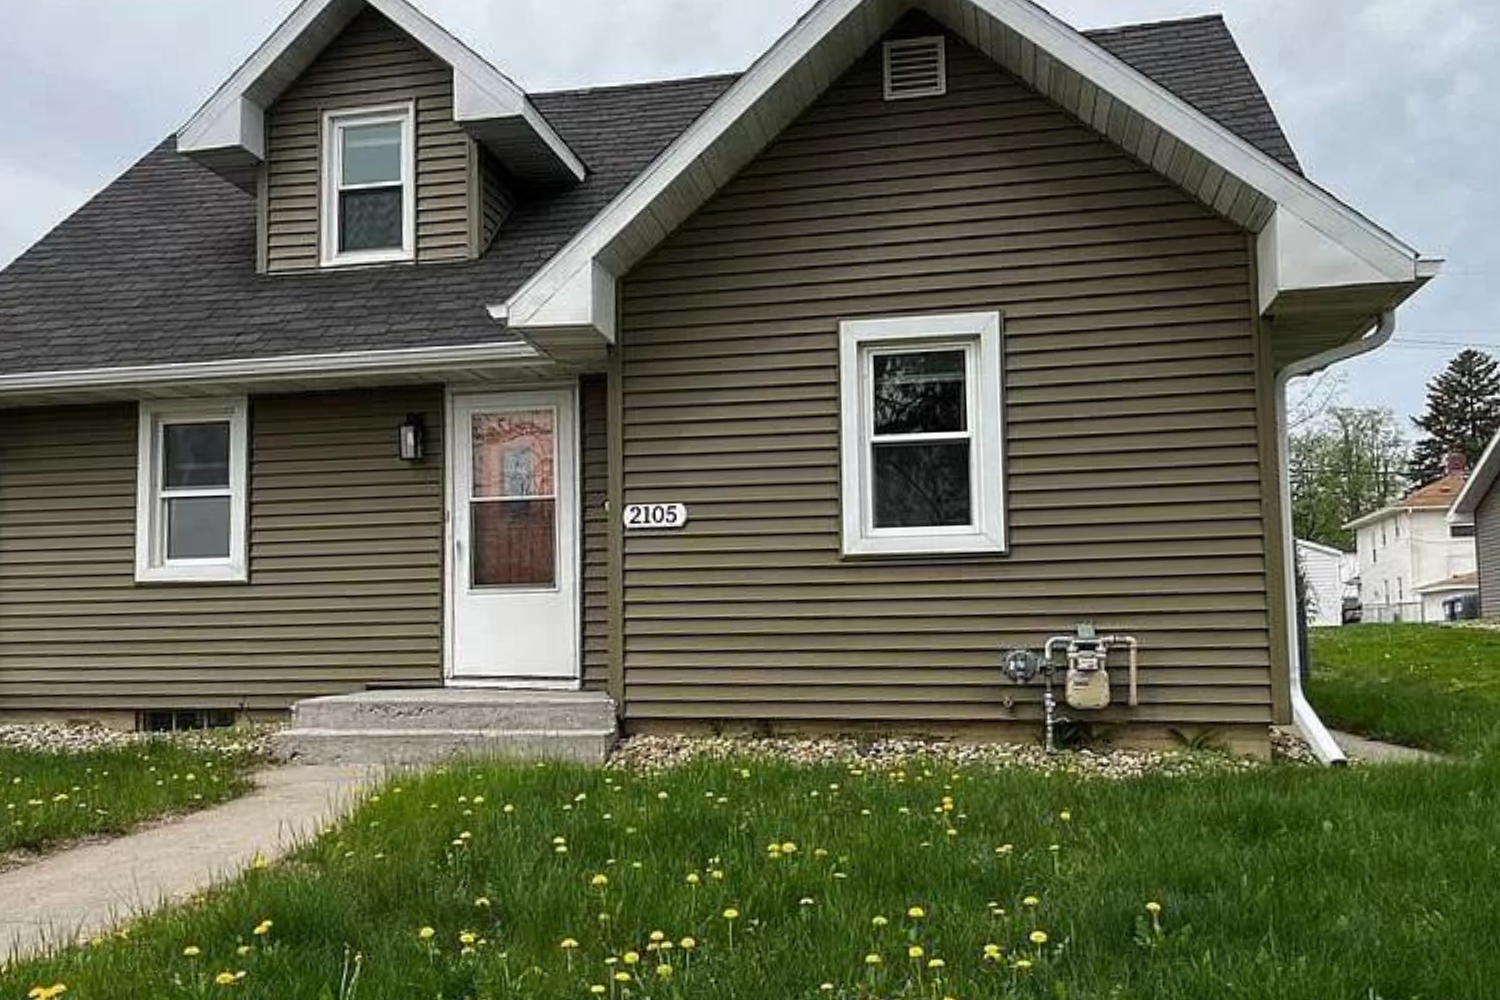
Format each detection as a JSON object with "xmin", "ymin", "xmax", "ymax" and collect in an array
[{"xmin": 1451, "ymin": 429, "xmax": 1500, "ymax": 520}]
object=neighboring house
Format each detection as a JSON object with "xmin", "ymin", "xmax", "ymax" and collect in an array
[
  {"xmin": 1346, "ymin": 456, "xmax": 1475, "ymax": 623},
  {"xmin": 1295, "ymin": 540, "xmax": 1352, "ymax": 627},
  {"xmin": 1450, "ymin": 430, "xmax": 1500, "ymax": 617},
  {"xmin": 0, "ymin": 0, "xmax": 1438, "ymax": 756}
]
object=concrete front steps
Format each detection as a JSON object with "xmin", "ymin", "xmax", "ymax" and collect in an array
[{"xmin": 274, "ymin": 689, "xmax": 617, "ymax": 766}]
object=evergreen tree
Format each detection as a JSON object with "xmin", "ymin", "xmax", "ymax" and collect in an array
[{"xmin": 1410, "ymin": 349, "xmax": 1500, "ymax": 484}]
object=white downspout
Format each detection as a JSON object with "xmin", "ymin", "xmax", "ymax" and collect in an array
[{"xmin": 1274, "ymin": 309, "xmax": 1398, "ymax": 765}]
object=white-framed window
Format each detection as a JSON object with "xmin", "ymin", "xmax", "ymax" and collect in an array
[
  {"xmin": 135, "ymin": 398, "xmax": 249, "ymax": 584},
  {"xmin": 838, "ymin": 312, "xmax": 1005, "ymax": 557},
  {"xmin": 320, "ymin": 103, "xmax": 415, "ymax": 267}
]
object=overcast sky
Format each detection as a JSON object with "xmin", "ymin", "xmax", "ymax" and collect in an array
[{"xmin": 1, "ymin": 0, "xmax": 1492, "ymax": 425}]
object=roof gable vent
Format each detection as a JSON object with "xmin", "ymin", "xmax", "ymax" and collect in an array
[{"xmin": 883, "ymin": 36, "xmax": 947, "ymax": 101}]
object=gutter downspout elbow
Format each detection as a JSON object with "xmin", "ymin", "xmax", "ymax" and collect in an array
[{"xmin": 1275, "ymin": 309, "xmax": 1398, "ymax": 765}]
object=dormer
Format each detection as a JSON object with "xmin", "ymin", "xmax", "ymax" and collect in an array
[{"xmin": 178, "ymin": 0, "xmax": 583, "ymax": 273}]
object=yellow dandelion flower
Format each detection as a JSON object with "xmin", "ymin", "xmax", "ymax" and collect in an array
[
  {"xmin": 656, "ymin": 964, "xmax": 674, "ymax": 979},
  {"xmin": 679, "ymin": 937, "xmax": 697, "ymax": 950},
  {"xmin": 649, "ymin": 930, "xmax": 666, "ymax": 943},
  {"xmin": 1022, "ymin": 895, "xmax": 1039, "ymax": 907},
  {"xmin": 561, "ymin": 938, "xmax": 579, "ymax": 950},
  {"xmin": 474, "ymin": 897, "xmax": 491, "ymax": 909},
  {"xmin": 590, "ymin": 873, "xmax": 609, "ymax": 887},
  {"xmin": 928, "ymin": 958, "xmax": 946, "ymax": 970},
  {"xmin": 613, "ymin": 972, "xmax": 632, "ymax": 983},
  {"xmin": 183, "ymin": 945, "xmax": 201, "ymax": 957},
  {"xmin": 907, "ymin": 906, "xmax": 926, "ymax": 920},
  {"xmin": 1030, "ymin": 930, "xmax": 1048, "ymax": 945},
  {"xmin": 590, "ymin": 987, "xmax": 606, "ymax": 996},
  {"xmin": 27, "ymin": 985, "xmax": 68, "ymax": 1000},
  {"xmin": 685, "ymin": 873, "xmax": 701, "ymax": 886},
  {"xmin": 252, "ymin": 920, "xmax": 273, "ymax": 936},
  {"xmin": 800, "ymin": 897, "xmax": 815, "ymax": 907},
  {"xmin": 781, "ymin": 841, "xmax": 798, "ymax": 854},
  {"xmin": 623, "ymin": 951, "xmax": 640, "ymax": 965},
  {"xmin": 235, "ymin": 945, "xmax": 251, "ymax": 957},
  {"xmin": 1013, "ymin": 958, "xmax": 1033, "ymax": 972},
  {"xmin": 418, "ymin": 926, "xmax": 436, "ymax": 940},
  {"xmin": 872, "ymin": 915, "xmax": 889, "ymax": 927},
  {"xmin": 1059, "ymin": 810, "xmax": 1072, "ymax": 822},
  {"xmin": 723, "ymin": 908, "xmax": 740, "ymax": 921},
  {"xmin": 865, "ymin": 953, "xmax": 882, "ymax": 966},
  {"xmin": 1145, "ymin": 901, "xmax": 1163, "ymax": 915},
  {"xmin": 908, "ymin": 945, "xmax": 925, "ymax": 959}
]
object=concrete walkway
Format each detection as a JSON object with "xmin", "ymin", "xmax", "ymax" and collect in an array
[
  {"xmin": 1, "ymin": 765, "xmax": 377, "ymax": 964},
  {"xmin": 1331, "ymin": 729, "xmax": 1445, "ymax": 763}
]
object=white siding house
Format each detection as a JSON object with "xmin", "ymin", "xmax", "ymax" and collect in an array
[
  {"xmin": 1346, "ymin": 459, "xmax": 1477, "ymax": 623},
  {"xmin": 1296, "ymin": 539, "xmax": 1351, "ymax": 627}
]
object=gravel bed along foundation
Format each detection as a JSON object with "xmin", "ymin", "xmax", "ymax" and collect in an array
[{"xmin": 0, "ymin": 722, "xmax": 279, "ymax": 759}]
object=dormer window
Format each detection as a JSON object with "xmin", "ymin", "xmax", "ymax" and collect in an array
[{"xmin": 321, "ymin": 103, "xmax": 415, "ymax": 267}]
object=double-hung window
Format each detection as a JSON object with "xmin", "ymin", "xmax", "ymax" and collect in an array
[
  {"xmin": 839, "ymin": 312, "xmax": 1005, "ymax": 556},
  {"xmin": 321, "ymin": 103, "xmax": 415, "ymax": 266},
  {"xmin": 135, "ymin": 398, "xmax": 249, "ymax": 583}
]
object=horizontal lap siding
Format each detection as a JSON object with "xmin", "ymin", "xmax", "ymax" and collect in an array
[
  {"xmin": 0, "ymin": 390, "xmax": 444, "ymax": 711},
  {"xmin": 1479, "ymin": 489, "xmax": 1500, "ymax": 618},
  {"xmin": 263, "ymin": 7, "xmax": 473, "ymax": 272},
  {"xmin": 618, "ymin": 36, "xmax": 1270, "ymax": 729}
]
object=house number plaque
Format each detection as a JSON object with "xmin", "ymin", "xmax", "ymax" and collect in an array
[{"xmin": 623, "ymin": 503, "xmax": 689, "ymax": 530}]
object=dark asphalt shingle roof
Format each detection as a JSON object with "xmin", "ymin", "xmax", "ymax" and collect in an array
[{"xmin": 0, "ymin": 17, "xmax": 1300, "ymax": 377}]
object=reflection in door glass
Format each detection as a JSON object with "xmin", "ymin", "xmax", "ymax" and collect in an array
[{"xmin": 471, "ymin": 410, "xmax": 557, "ymax": 587}]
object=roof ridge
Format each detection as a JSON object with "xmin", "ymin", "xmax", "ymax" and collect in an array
[
  {"xmin": 532, "ymin": 72, "xmax": 742, "ymax": 100},
  {"xmin": 1082, "ymin": 14, "xmax": 1228, "ymax": 36}
]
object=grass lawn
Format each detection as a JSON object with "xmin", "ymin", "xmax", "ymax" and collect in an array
[
  {"xmin": 0, "ymin": 736, "xmax": 259, "ymax": 859},
  {"xmin": 5, "ymin": 754, "xmax": 1500, "ymax": 999},
  {"xmin": 1307, "ymin": 623, "xmax": 1500, "ymax": 757}
]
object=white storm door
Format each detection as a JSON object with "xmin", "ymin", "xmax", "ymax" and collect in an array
[{"xmin": 449, "ymin": 389, "xmax": 579, "ymax": 683}]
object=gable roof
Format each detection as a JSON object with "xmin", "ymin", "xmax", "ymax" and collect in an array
[
  {"xmin": 178, "ymin": 0, "xmax": 582, "ymax": 189},
  {"xmin": 503, "ymin": 0, "xmax": 1437, "ymax": 357},
  {"xmin": 1452, "ymin": 429, "xmax": 1500, "ymax": 523},
  {"xmin": 1346, "ymin": 470, "xmax": 1468, "ymax": 530},
  {"xmin": 0, "ymin": 3, "xmax": 1429, "ymax": 393}
]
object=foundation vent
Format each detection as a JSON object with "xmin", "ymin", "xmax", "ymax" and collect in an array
[{"xmin": 883, "ymin": 36, "xmax": 947, "ymax": 100}]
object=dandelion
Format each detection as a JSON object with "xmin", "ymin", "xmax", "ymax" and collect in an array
[
  {"xmin": 27, "ymin": 985, "xmax": 67, "ymax": 1000},
  {"xmin": 865, "ymin": 954, "xmax": 882, "ymax": 966},
  {"xmin": 474, "ymin": 897, "xmax": 491, "ymax": 909},
  {"xmin": 250, "ymin": 852, "xmax": 268, "ymax": 870},
  {"xmin": 418, "ymin": 927, "xmax": 436, "ymax": 941},
  {"xmin": 236, "ymin": 945, "xmax": 252, "ymax": 957},
  {"xmin": 591, "ymin": 873, "xmax": 609, "ymax": 887},
  {"xmin": 800, "ymin": 897, "xmax": 816, "ymax": 907},
  {"xmin": 213, "ymin": 970, "xmax": 247, "ymax": 986},
  {"xmin": 872, "ymin": 915, "xmax": 889, "ymax": 928},
  {"xmin": 1022, "ymin": 895, "xmax": 1040, "ymax": 907},
  {"xmin": 686, "ymin": 873, "xmax": 701, "ymax": 886},
  {"xmin": 561, "ymin": 938, "xmax": 579, "ymax": 950},
  {"xmin": 679, "ymin": 937, "xmax": 697, "ymax": 950},
  {"xmin": 623, "ymin": 951, "xmax": 640, "ymax": 966},
  {"xmin": 781, "ymin": 841, "xmax": 798, "ymax": 854},
  {"xmin": 590, "ymin": 986, "xmax": 607, "ymax": 996},
  {"xmin": 183, "ymin": 945, "xmax": 202, "ymax": 957},
  {"xmin": 982, "ymin": 943, "xmax": 1003, "ymax": 960},
  {"xmin": 614, "ymin": 971, "xmax": 632, "ymax": 983},
  {"xmin": 656, "ymin": 964, "xmax": 674, "ymax": 979},
  {"xmin": 907, "ymin": 906, "xmax": 926, "ymax": 920},
  {"xmin": 1013, "ymin": 958, "xmax": 1034, "ymax": 973},
  {"xmin": 723, "ymin": 908, "xmax": 740, "ymax": 920},
  {"xmin": 1059, "ymin": 810, "xmax": 1072, "ymax": 822},
  {"xmin": 1030, "ymin": 930, "xmax": 1049, "ymax": 946},
  {"xmin": 252, "ymin": 920, "xmax": 273, "ymax": 936},
  {"xmin": 1145, "ymin": 901, "xmax": 1163, "ymax": 915},
  {"xmin": 908, "ymin": 945, "xmax": 925, "ymax": 960},
  {"xmin": 928, "ymin": 958, "xmax": 946, "ymax": 970},
  {"xmin": 459, "ymin": 931, "xmax": 477, "ymax": 946}
]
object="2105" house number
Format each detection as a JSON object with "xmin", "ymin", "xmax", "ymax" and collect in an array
[{"xmin": 623, "ymin": 503, "xmax": 689, "ymax": 530}]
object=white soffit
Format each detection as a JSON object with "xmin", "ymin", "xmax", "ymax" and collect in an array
[
  {"xmin": 178, "ymin": 0, "xmax": 583, "ymax": 188},
  {"xmin": 503, "ymin": 0, "xmax": 1438, "ymax": 342}
]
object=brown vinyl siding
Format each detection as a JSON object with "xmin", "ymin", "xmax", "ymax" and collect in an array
[
  {"xmin": 1478, "ymin": 487, "xmax": 1500, "ymax": 618},
  {"xmin": 262, "ymin": 7, "xmax": 476, "ymax": 272},
  {"xmin": 0, "ymin": 389, "xmax": 444, "ymax": 711},
  {"xmin": 478, "ymin": 147, "xmax": 517, "ymax": 254},
  {"xmin": 616, "ymin": 33, "xmax": 1271, "ymax": 735},
  {"xmin": 581, "ymin": 376, "xmax": 610, "ymax": 691}
]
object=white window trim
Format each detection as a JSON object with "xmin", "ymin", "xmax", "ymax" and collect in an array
[
  {"xmin": 320, "ymin": 102, "xmax": 416, "ymax": 268},
  {"xmin": 839, "ymin": 312, "xmax": 1006, "ymax": 557},
  {"xmin": 135, "ymin": 397, "xmax": 250, "ymax": 584}
]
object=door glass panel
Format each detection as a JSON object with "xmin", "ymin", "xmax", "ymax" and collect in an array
[
  {"xmin": 472, "ymin": 500, "xmax": 556, "ymax": 587},
  {"xmin": 470, "ymin": 410, "xmax": 558, "ymax": 588},
  {"xmin": 472, "ymin": 411, "xmax": 555, "ymax": 499}
]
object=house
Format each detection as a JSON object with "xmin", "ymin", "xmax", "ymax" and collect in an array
[
  {"xmin": 1450, "ymin": 430, "xmax": 1500, "ymax": 617},
  {"xmin": 1346, "ymin": 455, "xmax": 1475, "ymax": 623},
  {"xmin": 1295, "ymin": 539, "xmax": 1352, "ymax": 628},
  {"xmin": 0, "ymin": 0, "xmax": 1439, "ymax": 758}
]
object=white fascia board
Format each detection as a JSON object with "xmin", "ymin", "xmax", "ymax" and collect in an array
[
  {"xmin": 0, "ymin": 342, "xmax": 540, "ymax": 396},
  {"xmin": 178, "ymin": 0, "xmax": 582, "ymax": 182},
  {"xmin": 1451, "ymin": 429, "xmax": 1500, "ymax": 519},
  {"xmin": 503, "ymin": 0, "xmax": 1434, "ymax": 341},
  {"xmin": 1258, "ymin": 207, "xmax": 1421, "ymax": 312},
  {"xmin": 1295, "ymin": 539, "xmax": 1348, "ymax": 558}
]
